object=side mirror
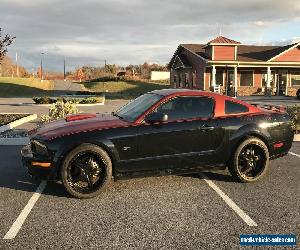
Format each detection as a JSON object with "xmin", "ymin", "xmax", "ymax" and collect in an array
[{"xmin": 145, "ymin": 113, "xmax": 168, "ymax": 123}]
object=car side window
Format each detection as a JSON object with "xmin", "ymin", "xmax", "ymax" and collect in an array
[
  {"xmin": 225, "ymin": 100, "xmax": 249, "ymax": 114},
  {"xmin": 155, "ymin": 96, "xmax": 214, "ymax": 120}
]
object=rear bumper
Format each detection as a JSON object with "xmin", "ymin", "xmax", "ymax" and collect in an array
[{"xmin": 21, "ymin": 144, "xmax": 58, "ymax": 180}]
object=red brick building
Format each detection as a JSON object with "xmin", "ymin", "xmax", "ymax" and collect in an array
[{"xmin": 169, "ymin": 36, "xmax": 300, "ymax": 96}]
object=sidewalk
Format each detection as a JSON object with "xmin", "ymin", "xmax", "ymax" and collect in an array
[{"xmin": 238, "ymin": 96, "xmax": 299, "ymax": 106}]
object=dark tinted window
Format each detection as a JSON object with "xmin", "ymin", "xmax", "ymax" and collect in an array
[
  {"xmin": 116, "ymin": 93, "xmax": 162, "ymax": 122},
  {"xmin": 155, "ymin": 96, "xmax": 214, "ymax": 120},
  {"xmin": 225, "ymin": 100, "xmax": 249, "ymax": 114}
]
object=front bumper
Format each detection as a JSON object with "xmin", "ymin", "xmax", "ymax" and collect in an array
[{"xmin": 21, "ymin": 144, "xmax": 58, "ymax": 180}]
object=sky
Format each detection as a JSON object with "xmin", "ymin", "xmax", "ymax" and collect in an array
[{"xmin": 1, "ymin": 0, "xmax": 300, "ymax": 72}]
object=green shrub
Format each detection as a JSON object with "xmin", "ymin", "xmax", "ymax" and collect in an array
[
  {"xmin": 286, "ymin": 105, "xmax": 300, "ymax": 131},
  {"xmin": 33, "ymin": 96, "xmax": 55, "ymax": 104},
  {"xmin": 41, "ymin": 100, "xmax": 80, "ymax": 122},
  {"xmin": 88, "ymin": 76, "xmax": 122, "ymax": 82},
  {"xmin": 79, "ymin": 97, "xmax": 105, "ymax": 104},
  {"xmin": 33, "ymin": 95, "xmax": 104, "ymax": 104}
]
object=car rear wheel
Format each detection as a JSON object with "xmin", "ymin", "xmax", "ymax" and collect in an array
[
  {"xmin": 296, "ymin": 89, "xmax": 300, "ymax": 100},
  {"xmin": 61, "ymin": 143, "xmax": 112, "ymax": 199},
  {"xmin": 229, "ymin": 137, "xmax": 269, "ymax": 183}
]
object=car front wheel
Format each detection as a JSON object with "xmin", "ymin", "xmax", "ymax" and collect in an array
[
  {"xmin": 229, "ymin": 137, "xmax": 269, "ymax": 183},
  {"xmin": 61, "ymin": 143, "xmax": 112, "ymax": 199}
]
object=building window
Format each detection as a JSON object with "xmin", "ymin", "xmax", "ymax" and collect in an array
[
  {"xmin": 216, "ymin": 70, "xmax": 224, "ymax": 86},
  {"xmin": 184, "ymin": 73, "xmax": 189, "ymax": 87},
  {"xmin": 240, "ymin": 71, "xmax": 253, "ymax": 86},
  {"xmin": 291, "ymin": 72, "xmax": 300, "ymax": 86},
  {"xmin": 192, "ymin": 72, "xmax": 196, "ymax": 86},
  {"xmin": 178, "ymin": 74, "xmax": 182, "ymax": 87},
  {"xmin": 173, "ymin": 75, "xmax": 177, "ymax": 84}
]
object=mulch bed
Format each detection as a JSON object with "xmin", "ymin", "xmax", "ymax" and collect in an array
[{"xmin": 0, "ymin": 114, "xmax": 28, "ymax": 126}]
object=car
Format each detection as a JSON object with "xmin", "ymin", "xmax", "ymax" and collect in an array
[{"xmin": 21, "ymin": 89, "xmax": 294, "ymax": 198}]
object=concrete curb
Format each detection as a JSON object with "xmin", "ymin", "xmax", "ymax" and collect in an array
[
  {"xmin": 18, "ymin": 102, "xmax": 105, "ymax": 107},
  {"xmin": 0, "ymin": 137, "xmax": 30, "ymax": 146},
  {"xmin": 0, "ymin": 114, "xmax": 37, "ymax": 133}
]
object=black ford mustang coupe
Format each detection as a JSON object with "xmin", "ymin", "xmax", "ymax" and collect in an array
[{"xmin": 22, "ymin": 89, "xmax": 294, "ymax": 198}]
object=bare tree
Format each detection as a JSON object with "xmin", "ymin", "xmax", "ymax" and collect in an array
[{"xmin": 0, "ymin": 28, "xmax": 15, "ymax": 63}]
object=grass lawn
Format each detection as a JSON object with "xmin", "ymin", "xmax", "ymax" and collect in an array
[
  {"xmin": 0, "ymin": 77, "xmax": 54, "ymax": 97},
  {"xmin": 82, "ymin": 80, "xmax": 170, "ymax": 99}
]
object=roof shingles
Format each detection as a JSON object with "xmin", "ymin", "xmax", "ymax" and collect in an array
[{"xmin": 180, "ymin": 43, "xmax": 297, "ymax": 62}]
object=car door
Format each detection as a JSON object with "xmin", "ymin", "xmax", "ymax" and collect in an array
[{"xmin": 133, "ymin": 96, "xmax": 225, "ymax": 172}]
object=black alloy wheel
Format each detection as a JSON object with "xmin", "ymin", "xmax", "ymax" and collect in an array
[
  {"xmin": 61, "ymin": 144, "xmax": 112, "ymax": 199},
  {"xmin": 229, "ymin": 137, "xmax": 269, "ymax": 182}
]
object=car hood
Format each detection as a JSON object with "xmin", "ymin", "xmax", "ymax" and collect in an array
[{"xmin": 31, "ymin": 113, "xmax": 131, "ymax": 140}]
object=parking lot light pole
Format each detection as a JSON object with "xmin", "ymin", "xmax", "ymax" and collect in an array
[
  {"xmin": 40, "ymin": 52, "xmax": 45, "ymax": 82},
  {"xmin": 63, "ymin": 57, "xmax": 66, "ymax": 81}
]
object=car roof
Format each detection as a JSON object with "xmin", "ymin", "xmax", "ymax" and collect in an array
[
  {"xmin": 149, "ymin": 88, "xmax": 262, "ymax": 117},
  {"xmin": 151, "ymin": 88, "xmax": 230, "ymax": 99},
  {"xmin": 150, "ymin": 88, "xmax": 219, "ymax": 96}
]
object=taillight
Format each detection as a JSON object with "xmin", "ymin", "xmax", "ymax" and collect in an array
[{"xmin": 274, "ymin": 142, "xmax": 284, "ymax": 148}]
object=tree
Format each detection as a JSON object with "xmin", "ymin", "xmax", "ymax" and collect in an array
[{"xmin": 0, "ymin": 28, "xmax": 15, "ymax": 63}]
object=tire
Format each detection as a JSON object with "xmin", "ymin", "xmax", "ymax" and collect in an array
[
  {"xmin": 228, "ymin": 137, "xmax": 269, "ymax": 183},
  {"xmin": 61, "ymin": 143, "xmax": 112, "ymax": 199},
  {"xmin": 296, "ymin": 89, "xmax": 300, "ymax": 100}
]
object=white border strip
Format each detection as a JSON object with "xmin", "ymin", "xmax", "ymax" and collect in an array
[
  {"xmin": 0, "ymin": 114, "xmax": 37, "ymax": 133},
  {"xmin": 3, "ymin": 181, "xmax": 47, "ymax": 240},
  {"xmin": 201, "ymin": 173, "xmax": 257, "ymax": 227},
  {"xmin": 289, "ymin": 151, "xmax": 300, "ymax": 157}
]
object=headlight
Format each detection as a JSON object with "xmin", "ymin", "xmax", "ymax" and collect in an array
[{"xmin": 31, "ymin": 140, "xmax": 48, "ymax": 156}]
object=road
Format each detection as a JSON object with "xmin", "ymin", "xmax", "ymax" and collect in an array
[
  {"xmin": 0, "ymin": 143, "xmax": 299, "ymax": 249},
  {"xmin": 52, "ymin": 80, "xmax": 82, "ymax": 92},
  {"xmin": 238, "ymin": 95, "xmax": 299, "ymax": 107}
]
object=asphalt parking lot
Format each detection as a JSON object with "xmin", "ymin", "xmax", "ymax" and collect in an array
[{"xmin": 0, "ymin": 143, "xmax": 299, "ymax": 249}]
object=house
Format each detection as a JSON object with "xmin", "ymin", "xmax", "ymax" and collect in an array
[{"xmin": 169, "ymin": 36, "xmax": 300, "ymax": 96}]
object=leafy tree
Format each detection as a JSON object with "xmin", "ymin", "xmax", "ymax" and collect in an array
[{"xmin": 0, "ymin": 28, "xmax": 15, "ymax": 63}]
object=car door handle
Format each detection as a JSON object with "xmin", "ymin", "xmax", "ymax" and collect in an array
[{"xmin": 199, "ymin": 125, "xmax": 215, "ymax": 131}]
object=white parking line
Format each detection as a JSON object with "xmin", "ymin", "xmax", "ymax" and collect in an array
[
  {"xmin": 289, "ymin": 151, "xmax": 300, "ymax": 158},
  {"xmin": 3, "ymin": 181, "xmax": 47, "ymax": 240},
  {"xmin": 200, "ymin": 174, "xmax": 257, "ymax": 227}
]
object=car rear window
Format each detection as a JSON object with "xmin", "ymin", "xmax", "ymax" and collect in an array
[{"xmin": 225, "ymin": 100, "xmax": 249, "ymax": 114}]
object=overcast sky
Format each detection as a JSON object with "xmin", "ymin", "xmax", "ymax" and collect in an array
[{"xmin": 1, "ymin": 0, "xmax": 300, "ymax": 72}]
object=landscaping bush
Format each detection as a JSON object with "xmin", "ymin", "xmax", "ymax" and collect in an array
[
  {"xmin": 78, "ymin": 97, "xmax": 104, "ymax": 104},
  {"xmin": 32, "ymin": 95, "xmax": 104, "ymax": 104},
  {"xmin": 41, "ymin": 100, "xmax": 80, "ymax": 122},
  {"xmin": 286, "ymin": 105, "xmax": 300, "ymax": 132},
  {"xmin": 33, "ymin": 96, "xmax": 55, "ymax": 104},
  {"xmin": 88, "ymin": 76, "xmax": 123, "ymax": 82}
]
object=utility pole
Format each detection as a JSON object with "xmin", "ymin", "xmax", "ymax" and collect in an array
[
  {"xmin": 16, "ymin": 52, "xmax": 18, "ymax": 77},
  {"xmin": 40, "ymin": 52, "xmax": 45, "ymax": 82},
  {"xmin": 63, "ymin": 57, "xmax": 66, "ymax": 81}
]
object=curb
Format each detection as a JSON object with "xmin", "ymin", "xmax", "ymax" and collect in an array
[
  {"xmin": 18, "ymin": 102, "xmax": 105, "ymax": 107},
  {"xmin": 0, "ymin": 137, "xmax": 30, "ymax": 146},
  {"xmin": 0, "ymin": 114, "xmax": 37, "ymax": 133}
]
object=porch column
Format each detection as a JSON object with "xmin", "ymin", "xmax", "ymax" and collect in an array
[
  {"xmin": 266, "ymin": 66, "xmax": 271, "ymax": 88},
  {"xmin": 286, "ymin": 71, "xmax": 289, "ymax": 95},
  {"xmin": 265, "ymin": 66, "xmax": 271, "ymax": 96},
  {"xmin": 211, "ymin": 65, "xmax": 216, "ymax": 87},
  {"xmin": 234, "ymin": 66, "xmax": 238, "ymax": 97}
]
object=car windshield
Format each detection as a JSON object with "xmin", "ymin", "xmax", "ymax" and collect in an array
[{"xmin": 114, "ymin": 93, "xmax": 163, "ymax": 122}]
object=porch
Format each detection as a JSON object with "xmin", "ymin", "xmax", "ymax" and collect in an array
[{"xmin": 206, "ymin": 65, "xmax": 300, "ymax": 96}]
